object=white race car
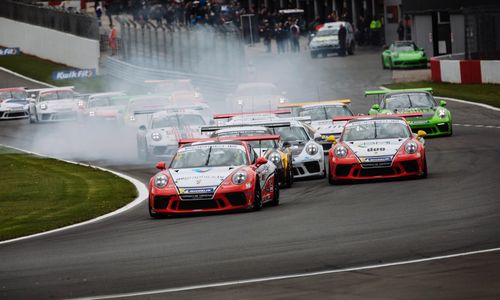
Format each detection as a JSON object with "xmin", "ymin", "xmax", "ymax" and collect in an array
[
  {"xmin": 226, "ymin": 82, "xmax": 288, "ymax": 112},
  {"xmin": 137, "ymin": 109, "xmax": 208, "ymax": 160},
  {"xmin": 123, "ymin": 95, "xmax": 170, "ymax": 127},
  {"xmin": 28, "ymin": 87, "xmax": 78, "ymax": 123},
  {"xmin": 0, "ymin": 87, "xmax": 29, "ymax": 120},
  {"xmin": 272, "ymin": 120, "xmax": 325, "ymax": 179}
]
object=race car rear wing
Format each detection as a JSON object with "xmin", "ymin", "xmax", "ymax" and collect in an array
[
  {"xmin": 200, "ymin": 122, "xmax": 291, "ymax": 133},
  {"xmin": 179, "ymin": 134, "xmax": 281, "ymax": 145},
  {"xmin": 333, "ymin": 112, "xmax": 424, "ymax": 122},
  {"xmin": 364, "ymin": 87, "xmax": 433, "ymax": 96},
  {"xmin": 133, "ymin": 108, "xmax": 167, "ymax": 115},
  {"xmin": 277, "ymin": 99, "xmax": 351, "ymax": 108},
  {"xmin": 213, "ymin": 110, "xmax": 291, "ymax": 119}
]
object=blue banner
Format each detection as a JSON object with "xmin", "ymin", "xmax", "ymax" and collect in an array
[
  {"xmin": 0, "ymin": 47, "xmax": 20, "ymax": 56},
  {"xmin": 52, "ymin": 69, "xmax": 96, "ymax": 81}
]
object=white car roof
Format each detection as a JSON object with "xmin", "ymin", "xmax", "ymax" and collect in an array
[{"xmin": 216, "ymin": 126, "xmax": 269, "ymax": 134}]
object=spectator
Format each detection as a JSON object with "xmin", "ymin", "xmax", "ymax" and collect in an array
[
  {"xmin": 397, "ymin": 21, "xmax": 405, "ymax": 41},
  {"xmin": 338, "ymin": 23, "xmax": 346, "ymax": 56},
  {"xmin": 290, "ymin": 20, "xmax": 300, "ymax": 52},
  {"xmin": 109, "ymin": 24, "xmax": 118, "ymax": 55}
]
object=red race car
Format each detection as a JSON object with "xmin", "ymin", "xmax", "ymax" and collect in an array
[
  {"xmin": 148, "ymin": 135, "xmax": 280, "ymax": 218},
  {"xmin": 328, "ymin": 114, "xmax": 427, "ymax": 184}
]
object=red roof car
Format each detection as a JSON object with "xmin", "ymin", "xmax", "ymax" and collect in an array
[{"xmin": 148, "ymin": 136, "xmax": 280, "ymax": 217}]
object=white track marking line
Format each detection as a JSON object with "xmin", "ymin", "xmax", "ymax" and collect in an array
[
  {"xmin": 0, "ymin": 67, "xmax": 55, "ymax": 88},
  {"xmin": 75, "ymin": 246, "xmax": 500, "ymax": 300},
  {"xmin": 437, "ymin": 96, "xmax": 500, "ymax": 112},
  {"xmin": 0, "ymin": 144, "xmax": 149, "ymax": 246}
]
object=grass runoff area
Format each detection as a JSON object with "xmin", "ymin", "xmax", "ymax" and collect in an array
[
  {"xmin": 0, "ymin": 52, "xmax": 108, "ymax": 92},
  {"xmin": 385, "ymin": 81, "xmax": 500, "ymax": 108},
  {"xmin": 0, "ymin": 146, "xmax": 137, "ymax": 241}
]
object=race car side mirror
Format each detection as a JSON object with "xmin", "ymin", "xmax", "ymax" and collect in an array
[
  {"xmin": 417, "ymin": 130, "xmax": 427, "ymax": 139},
  {"xmin": 156, "ymin": 161, "xmax": 167, "ymax": 170},
  {"xmin": 139, "ymin": 125, "xmax": 147, "ymax": 131},
  {"xmin": 371, "ymin": 104, "xmax": 380, "ymax": 111},
  {"xmin": 439, "ymin": 100, "xmax": 446, "ymax": 107},
  {"xmin": 326, "ymin": 135, "xmax": 337, "ymax": 144},
  {"xmin": 255, "ymin": 157, "xmax": 268, "ymax": 167}
]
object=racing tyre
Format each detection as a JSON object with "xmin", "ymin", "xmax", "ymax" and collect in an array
[
  {"xmin": 310, "ymin": 51, "xmax": 318, "ymax": 59},
  {"xmin": 382, "ymin": 56, "xmax": 387, "ymax": 69},
  {"xmin": 448, "ymin": 125, "xmax": 453, "ymax": 136},
  {"xmin": 137, "ymin": 141, "xmax": 149, "ymax": 161},
  {"xmin": 321, "ymin": 52, "xmax": 327, "ymax": 58},
  {"xmin": 284, "ymin": 166, "xmax": 293, "ymax": 188},
  {"xmin": 421, "ymin": 158, "xmax": 428, "ymax": 179},
  {"xmin": 348, "ymin": 42, "xmax": 355, "ymax": 55},
  {"xmin": 251, "ymin": 182, "xmax": 262, "ymax": 211},
  {"xmin": 328, "ymin": 165, "xmax": 338, "ymax": 185},
  {"xmin": 270, "ymin": 174, "xmax": 280, "ymax": 206},
  {"xmin": 149, "ymin": 201, "xmax": 166, "ymax": 219}
]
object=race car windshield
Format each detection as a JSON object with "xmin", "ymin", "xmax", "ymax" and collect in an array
[
  {"xmin": 394, "ymin": 43, "xmax": 417, "ymax": 52},
  {"xmin": 275, "ymin": 127, "xmax": 309, "ymax": 141},
  {"xmin": 316, "ymin": 29, "xmax": 338, "ymax": 36},
  {"xmin": 300, "ymin": 106, "xmax": 353, "ymax": 121},
  {"xmin": 39, "ymin": 91, "xmax": 74, "ymax": 102},
  {"xmin": 0, "ymin": 91, "xmax": 26, "ymax": 100},
  {"xmin": 235, "ymin": 86, "xmax": 279, "ymax": 97},
  {"xmin": 343, "ymin": 120, "xmax": 410, "ymax": 141},
  {"xmin": 383, "ymin": 93, "xmax": 435, "ymax": 110},
  {"xmin": 88, "ymin": 98, "xmax": 111, "ymax": 108},
  {"xmin": 214, "ymin": 130, "xmax": 277, "ymax": 148},
  {"xmin": 152, "ymin": 114, "xmax": 205, "ymax": 128},
  {"xmin": 171, "ymin": 146, "xmax": 248, "ymax": 168}
]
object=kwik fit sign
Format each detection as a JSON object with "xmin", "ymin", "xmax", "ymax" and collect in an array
[
  {"xmin": 0, "ymin": 47, "xmax": 20, "ymax": 56},
  {"xmin": 52, "ymin": 69, "xmax": 96, "ymax": 80}
]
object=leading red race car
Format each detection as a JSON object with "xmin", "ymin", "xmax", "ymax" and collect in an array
[
  {"xmin": 148, "ymin": 135, "xmax": 280, "ymax": 218},
  {"xmin": 328, "ymin": 114, "xmax": 427, "ymax": 184}
]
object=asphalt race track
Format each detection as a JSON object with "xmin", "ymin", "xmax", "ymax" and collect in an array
[{"xmin": 1, "ymin": 48, "xmax": 500, "ymax": 299}]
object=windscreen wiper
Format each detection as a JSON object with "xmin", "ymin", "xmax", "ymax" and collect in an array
[{"xmin": 204, "ymin": 146, "xmax": 212, "ymax": 166}]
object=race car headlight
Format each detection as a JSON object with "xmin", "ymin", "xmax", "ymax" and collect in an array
[
  {"xmin": 151, "ymin": 132, "xmax": 162, "ymax": 141},
  {"xmin": 269, "ymin": 152, "xmax": 281, "ymax": 165},
  {"xmin": 437, "ymin": 109, "xmax": 447, "ymax": 119},
  {"xmin": 89, "ymin": 111, "xmax": 95, "ymax": 117},
  {"xmin": 232, "ymin": 171, "xmax": 248, "ymax": 185},
  {"xmin": 154, "ymin": 174, "xmax": 168, "ymax": 188},
  {"xmin": 405, "ymin": 142, "xmax": 418, "ymax": 154},
  {"xmin": 40, "ymin": 103, "xmax": 47, "ymax": 110},
  {"xmin": 334, "ymin": 145, "xmax": 348, "ymax": 158},
  {"xmin": 305, "ymin": 144, "xmax": 319, "ymax": 155},
  {"xmin": 129, "ymin": 115, "xmax": 136, "ymax": 121}
]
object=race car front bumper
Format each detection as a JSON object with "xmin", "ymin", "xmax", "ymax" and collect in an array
[
  {"xmin": 330, "ymin": 153, "xmax": 425, "ymax": 181},
  {"xmin": 408, "ymin": 120, "xmax": 452, "ymax": 137},
  {"xmin": 37, "ymin": 111, "xmax": 77, "ymax": 122},
  {"xmin": 0, "ymin": 110, "xmax": 28, "ymax": 119},
  {"xmin": 292, "ymin": 156, "xmax": 325, "ymax": 179}
]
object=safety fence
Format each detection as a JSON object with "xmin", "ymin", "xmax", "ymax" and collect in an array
[
  {"xmin": 0, "ymin": 0, "xmax": 99, "ymax": 40},
  {"xmin": 116, "ymin": 17, "xmax": 245, "ymax": 79}
]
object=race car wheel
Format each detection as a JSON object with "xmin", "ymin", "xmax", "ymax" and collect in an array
[
  {"xmin": 270, "ymin": 174, "xmax": 280, "ymax": 207},
  {"xmin": 388, "ymin": 59, "xmax": 393, "ymax": 70},
  {"xmin": 137, "ymin": 141, "xmax": 149, "ymax": 161},
  {"xmin": 348, "ymin": 42, "xmax": 355, "ymax": 55},
  {"xmin": 382, "ymin": 56, "xmax": 387, "ymax": 69},
  {"xmin": 148, "ymin": 200, "xmax": 166, "ymax": 219},
  {"xmin": 421, "ymin": 157, "xmax": 428, "ymax": 179},
  {"xmin": 311, "ymin": 51, "xmax": 318, "ymax": 59},
  {"xmin": 448, "ymin": 125, "xmax": 453, "ymax": 136},
  {"xmin": 251, "ymin": 182, "xmax": 262, "ymax": 211},
  {"xmin": 284, "ymin": 166, "xmax": 293, "ymax": 188},
  {"xmin": 328, "ymin": 165, "xmax": 338, "ymax": 185},
  {"xmin": 321, "ymin": 52, "xmax": 327, "ymax": 58}
]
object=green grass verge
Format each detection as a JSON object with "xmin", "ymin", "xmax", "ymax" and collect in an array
[
  {"xmin": 0, "ymin": 52, "xmax": 109, "ymax": 93},
  {"xmin": 0, "ymin": 146, "xmax": 137, "ymax": 241},
  {"xmin": 384, "ymin": 81, "xmax": 500, "ymax": 108}
]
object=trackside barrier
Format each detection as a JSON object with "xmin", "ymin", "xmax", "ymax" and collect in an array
[
  {"xmin": 104, "ymin": 57, "xmax": 236, "ymax": 99},
  {"xmin": 431, "ymin": 53, "xmax": 500, "ymax": 84}
]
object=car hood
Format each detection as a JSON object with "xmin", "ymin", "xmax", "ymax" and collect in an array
[
  {"xmin": 41, "ymin": 99, "xmax": 77, "ymax": 110},
  {"xmin": 393, "ymin": 51, "xmax": 424, "ymax": 60},
  {"xmin": 312, "ymin": 120, "xmax": 346, "ymax": 134},
  {"xmin": 170, "ymin": 166, "xmax": 239, "ymax": 188},
  {"xmin": 311, "ymin": 35, "xmax": 338, "ymax": 44},
  {"xmin": 0, "ymin": 102, "xmax": 27, "ymax": 110},
  {"xmin": 89, "ymin": 105, "xmax": 124, "ymax": 115},
  {"xmin": 345, "ymin": 138, "xmax": 406, "ymax": 159},
  {"xmin": 383, "ymin": 107, "xmax": 435, "ymax": 119}
]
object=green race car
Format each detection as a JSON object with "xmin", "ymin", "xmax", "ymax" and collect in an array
[
  {"xmin": 382, "ymin": 41, "xmax": 428, "ymax": 69},
  {"xmin": 366, "ymin": 88, "xmax": 453, "ymax": 137}
]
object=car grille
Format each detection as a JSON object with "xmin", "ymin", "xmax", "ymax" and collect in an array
[
  {"xmin": 7, "ymin": 112, "xmax": 27, "ymax": 118},
  {"xmin": 226, "ymin": 192, "xmax": 247, "ymax": 206},
  {"xmin": 436, "ymin": 123, "xmax": 449, "ymax": 133},
  {"xmin": 358, "ymin": 167, "xmax": 396, "ymax": 177},
  {"xmin": 401, "ymin": 160, "xmax": 419, "ymax": 173},
  {"xmin": 361, "ymin": 161, "xmax": 392, "ymax": 168},
  {"xmin": 411, "ymin": 127, "xmax": 436, "ymax": 134},
  {"xmin": 153, "ymin": 196, "xmax": 170, "ymax": 209},
  {"xmin": 335, "ymin": 164, "xmax": 352, "ymax": 176},
  {"xmin": 179, "ymin": 193, "xmax": 214, "ymax": 200},
  {"xmin": 178, "ymin": 199, "xmax": 218, "ymax": 210},
  {"xmin": 304, "ymin": 161, "xmax": 321, "ymax": 173}
]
